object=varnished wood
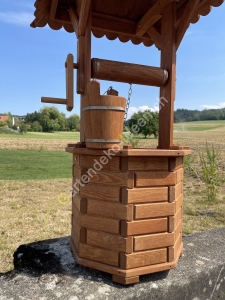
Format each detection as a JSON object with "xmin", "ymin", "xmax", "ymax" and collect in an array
[
  {"xmin": 66, "ymin": 53, "xmax": 74, "ymax": 111},
  {"xmin": 168, "ymin": 156, "xmax": 183, "ymax": 171},
  {"xmin": 134, "ymin": 202, "xmax": 175, "ymax": 219},
  {"xmin": 120, "ymin": 248, "xmax": 167, "ymax": 269},
  {"xmin": 69, "ymin": 6, "xmax": 79, "ymax": 37},
  {"xmin": 128, "ymin": 156, "xmax": 168, "ymax": 171},
  {"xmin": 135, "ymin": 171, "xmax": 177, "ymax": 187},
  {"xmin": 158, "ymin": 2, "xmax": 176, "ymax": 149},
  {"xmin": 41, "ymin": 97, "xmax": 67, "ymax": 104},
  {"xmin": 77, "ymin": 36, "xmax": 85, "ymax": 94},
  {"xmin": 81, "ymin": 184, "xmax": 120, "ymax": 203},
  {"xmin": 91, "ymin": 58, "xmax": 168, "ymax": 87},
  {"xmin": 134, "ymin": 232, "xmax": 174, "ymax": 251},
  {"xmin": 112, "ymin": 275, "xmax": 139, "ymax": 284},
  {"xmin": 80, "ymin": 155, "xmax": 120, "ymax": 171},
  {"xmin": 147, "ymin": 26, "xmax": 162, "ymax": 49},
  {"xmin": 121, "ymin": 187, "xmax": 168, "ymax": 204},
  {"xmin": 86, "ymin": 229, "xmax": 133, "ymax": 253},
  {"xmin": 80, "ymin": 214, "xmax": 120, "ymax": 234},
  {"xmin": 78, "ymin": 0, "xmax": 91, "ymax": 36},
  {"xmin": 121, "ymin": 218, "xmax": 168, "ymax": 237},
  {"xmin": 176, "ymin": 0, "xmax": 200, "ymax": 50},
  {"xmin": 50, "ymin": 0, "xmax": 58, "ymax": 20},
  {"xmin": 136, "ymin": 0, "xmax": 174, "ymax": 36}
]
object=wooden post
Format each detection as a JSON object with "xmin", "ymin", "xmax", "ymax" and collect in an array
[
  {"xmin": 78, "ymin": 3, "xmax": 92, "ymax": 143},
  {"xmin": 158, "ymin": 2, "xmax": 176, "ymax": 149}
]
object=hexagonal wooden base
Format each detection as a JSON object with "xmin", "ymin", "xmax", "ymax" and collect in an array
[{"xmin": 66, "ymin": 146, "xmax": 191, "ymax": 284}]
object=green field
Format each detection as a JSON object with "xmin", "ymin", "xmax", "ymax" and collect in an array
[
  {"xmin": 0, "ymin": 149, "xmax": 72, "ymax": 180},
  {"xmin": 0, "ymin": 131, "xmax": 80, "ymax": 139},
  {"xmin": 174, "ymin": 120, "xmax": 225, "ymax": 132}
]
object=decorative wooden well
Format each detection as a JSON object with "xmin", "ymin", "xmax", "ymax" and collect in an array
[{"xmin": 31, "ymin": 0, "xmax": 224, "ymax": 284}]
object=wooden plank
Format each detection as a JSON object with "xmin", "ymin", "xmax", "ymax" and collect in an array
[
  {"xmin": 88, "ymin": 171, "xmax": 132, "ymax": 187},
  {"xmin": 71, "ymin": 227, "xmax": 79, "ymax": 253},
  {"xmin": 50, "ymin": 0, "xmax": 58, "ymax": 20},
  {"xmin": 174, "ymin": 206, "xmax": 182, "ymax": 228},
  {"xmin": 168, "ymin": 246, "xmax": 174, "ymax": 262},
  {"xmin": 128, "ymin": 157, "xmax": 168, "ymax": 171},
  {"xmin": 78, "ymin": 0, "xmax": 91, "ymax": 36},
  {"xmin": 121, "ymin": 187, "xmax": 168, "ymax": 205},
  {"xmin": 79, "ymin": 244, "xmax": 119, "ymax": 267},
  {"xmin": 87, "ymin": 199, "xmax": 133, "ymax": 221},
  {"xmin": 135, "ymin": 171, "xmax": 176, "ymax": 187},
  {"xmin": 175, "ymin": 194, "xmax": 183, "ymax": 212},
  {"xmin": 69, "ymin": 6, "xmax": 79, "ymax": 37},
  {"xmin": 168, "ymin": 156, "xmax": 183, "ymax": 171},
  {"xmin": 136, "ymin": 0, "xmax": 174, "ymax": 36},
  {"xmin": 41, "ymin": 97, "xmax": 67, "ymax": 104},
  {"xmin": 147, "ymin": 26, "xmax": 162, "ymax": 49},
  {"xmin": 175, "ymin": 218, "xmax": 182, "ymax": 241},
  {"xmin": 174, "ymin": 233, "xmax": 182, "ymax": 259},
  {"xmin": 168, "ymin": 216, "xmax": 174, "ymax": 233},
  {"xmin": 120, "ymin": 156, "xmax": 128, "ymax": 172},
  {"xmin": 73, "ymin": 154, "xmax": 80, "ymax": 167},
  {"xmin": 120, "ymin": 248, "xmax": 167, "ymax": 269},
  {"xmin": 134, "ymin": 202, "xmax": 175, "ymax": 219},
  {"xmin": 176, "ymin": 0, "xmax": 201, "ymax": 50},
  {"xmin": 134, "ymin": 233, "xmax": 174, "ymax": 251},
  {"xmin": 121, "ymin": 218, "xmax": 168, "ymax": 237},
  {"xmin": 86, "ymin": 230, "xmax": 133, "ymax": 253},
  {"xmin": 80, "ymin": 214, "xmax": 120, "ymax": 234},
  {"xmin": 81, "ymin": 184, "xmax": 120, "ymax": 202},
  {"xmin": 168, "ymin": 186, "xmax": 175, "ymax": 203},
  {"xmin": 72, "ymin": 202, "xmax": 80, "ymax": 225},
  {"xmin": 73, "ymin": 193, "xmax": 81, "ymax": 212},
  {"xmin": 112, "ymin": 275, "xmax": 139, "ymax": 285},
  {"xmin": 72, "ymin": 216, "xmax": 80, "ymax": 241},
  {"xmin": 176, "ymin": 168, "xmax": 184, "ymax": 183},
  {"xmin": 77, "ymin": 35, "xmax": 85, "ymax": 94},
  {"xmin": 66, "ymin": 53, "xmax": 74, "ymax": 111},
  {"xmin": 80, "ymin": 155, "xmax": 120, "ymax": 171},
  {"xmin": 158, "ymin": 2, "xmax": 176, "ymax": 149},
  {"xmin": 175, "ymin": 181, "xmax": 183, "ymax": 199}
]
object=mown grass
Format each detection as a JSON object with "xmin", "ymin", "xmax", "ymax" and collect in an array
[
  {"xmin": 0, "ymin": 149, "xmax": 72, "ymax": 180},
  {"xmin": 0, "ymin": 131, "xmax": 80, "ymax": 140},
  {"xmin": 174, "ymin": 120, "xmax": 225, "ymax": 132}
]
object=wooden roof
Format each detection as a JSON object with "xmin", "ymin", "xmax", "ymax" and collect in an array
[{"xmin": 31, "ymin": 0, "xmax": 224, "ymax": 48}]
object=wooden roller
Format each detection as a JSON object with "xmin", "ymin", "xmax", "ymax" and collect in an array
[
  {"xmin": 91, "ymin": 58, "xmax": 168, "ymax": 87},
  {"xmin": 41, "ymin": 53, "xmax": 74, "ymax": 111}
]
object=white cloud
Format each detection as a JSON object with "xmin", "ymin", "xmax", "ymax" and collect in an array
[
  {"xmin": 127, "ymin": 105, "xmax": 158, "ymax": 119},
  {"xmin": 201, "ymin": 102, "xmax": 225, "ymax": 110},
  {"xmin": 0, "ymin": 11, "xmax": 33, "ymax": 26}
]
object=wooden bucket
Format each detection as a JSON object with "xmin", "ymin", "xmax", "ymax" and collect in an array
[{"xmin": 82, "ymin": 80, "xmax": 126, "ymax": 149}]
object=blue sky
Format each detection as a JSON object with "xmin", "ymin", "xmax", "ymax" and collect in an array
[{"xmin": 0, "ymin": 0, "xmax": 225, "ymax": 118}]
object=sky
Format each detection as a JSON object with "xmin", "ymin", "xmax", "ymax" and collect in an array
[{"xmin": 0, "ymin": 0, "xmax": 225, "ymax": 119}]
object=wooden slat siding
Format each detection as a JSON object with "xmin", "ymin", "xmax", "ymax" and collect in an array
[
  {"xmin": 72, "ymin": 202, "xmax": 80, "ymax": 226},
  {"xmin": 128, "ymin": 157, "xmax": 168, "ymax": 171},
  {"xmin": 121, "ymin": 218, "xmax": 168, "ymax": 237},
  {"xmin": 121, "ymin": 187, "xmax": 168, "ymax": 205},
  {"xmin": 168, "ymin": 216, "xmax": 174, "ymax": 233},
  {"xmin": 72, "ymin": 216, "xmax": 80, "ymax": 241},
  {"xmin": 175, "ymin": 218, "xmax": 182, "ymax": 241},
  {"xmin": 175, "ymin": 181, "xmax": 183, "ymax": 199},
  {"xmin": 80, "ymin": 227, "xmax": 87, "ymax": 244},
  {"xmin": 120, "ymin": 156, "xmax": 128, "ymax": 172},
  {"xmin": 112, "ymin": 275, "xmax": 139, "ymax": 285},
  {"xmin": 73, "ymin": 166, "xmax": 82, "ymax": 180},
  {"xmin": 158, "ymin": 2, "xmax": 176, "ymax": 149},
  {"xmin": 87, "ymin": 199, "xmax": 133, "ymax": 221},
  {"xmin": 135, "ymin": 171, "xmax": 176, "ymax": 187},
  {"xmin": 176, "ymin": 0, "xmax": 200, "ymax": 50},
  {"xmin": 134, "ymin": 202, "xmax": 175, "ymax": 219},
  {"xmin": 175, "ymin": 194, "xmax": 183, "ymax": 212},
  {"xmin": 79, "ymin": 244, "xmax": 119, "ymax": 267},
  {"xmin": 88, "ymin": 171, "xmax": 133, "ymax": 187},
  {"xmin": 81, "ymin": 184, "xmax": 120, "ymax": 203},
  {"xmin": 176, "ymin": 168, "xmax": 184, "ymax": 183},
  {"xmin": 168, "ymin": 156, "xmax": 183, "ymax": 171},
  {"xmin": 73, "ymin": 193, "xmax": 81, "ymax": 211},
  {"xmin": 80, "ymin": 214, "xmax": 120, "ymax": 235},
  {"xmin": 71, "ymin": 227, "xmax": 79, "ymax": 253},
  {"xmin": 135, "ymin": 0, "xmax": 174, "ymax": 36},
  {"xmin": 86, "ymin": 229, "xmax": 133, "ymax": 253},
  {"xmin": 168, "ymin": 246, "xmax": 174, "ymax": 262},
  {"xmin": 168, "ymin": 186, "xmax": 175, "ymax": 202},
  {"xmin": 134, "ymin": 232, "xmax": 174, "ymax": 251},
  {"xmin": 174, "ymin": 207, "xmax": 182, "ymax": 228},
  {"xmin": 73, "ymin": 154, "xmax": 80, "ymax": 168},
  {"xmin": 120, "ymin": 248, "xmax": 167, "ymax": 269},
  {"xmin": 80, "ymin": 155, "xmax": 120, "ymax": 171},
  {"xmin": 174, "ymin": 233, "xmax": 182, "ymax": 259}
]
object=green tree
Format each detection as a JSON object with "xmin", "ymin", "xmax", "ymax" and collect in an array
[
  {"xmin": 40, "ymin": 106, "xmax": 66, "ymax": 132},
  {"xmin": 25, "ymin": 111, "xmax": 41, "ymax": 124},
  {"xmin": 66, "ymin": 114, "xmax": 80, "ymax": 131},
  {"xmin": 31, "ymin": 121, "xmax": 42, "ymax": 132},
  {"xmin": 127, "ymin": 110, "xmax": 159, "ymax": 138}
]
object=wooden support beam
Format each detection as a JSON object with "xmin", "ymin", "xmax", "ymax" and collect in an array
[
  {"xmin": 78, "ymin": 0, "xmax": 91, "ymax": 36},
  {"xmin": 49, "ymin": 0, "xmax": 58, "ymax": 20},
  {"xmin": 176, "ymin": 0, "xmax": 200, "ymax": 50},
  {"xmin": 147, "ymin": 26, "xmax": 162, "ymax": 49},
  {"xmin": 66, "ymin": 54, "xmax": 74, "ymax": 111},
  {"xmin": 91, "ymin": 58, "xmax": 168, "ymax": 87},
  {"xmin": 69, "ymin": 6, "xmax": 79, "ymax": 38},
  {"xmin": 41, "ymin": 97, "xmax": 66, "ymax": 105},
  {"xmin": 136, "ymin": 0, "xmax": 174, "ymax": 37},
  {"xmin": 158, "ymin": 2, "xmax": 176, "ymax": 149}
]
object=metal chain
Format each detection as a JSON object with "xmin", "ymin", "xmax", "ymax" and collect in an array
[{"xmin": 124, "ymin": 83, "xmax": 132, "ymax": 121}]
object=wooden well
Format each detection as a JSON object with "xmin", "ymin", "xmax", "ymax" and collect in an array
[{"xmin": 66, "ymin": 146, "xmax": 191, "ymax": 284}]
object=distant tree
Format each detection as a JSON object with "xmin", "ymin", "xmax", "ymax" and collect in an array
[
  {"xmin": 20, "ymin": 123, "xmax": 27, "ymax": 133},
  {"xmin": 25, "ymin": 111, "xmax": 41, "ymax": 124},
  {"xmin": 127, "ymin": 110, "xmax": 159, "ymax": 138},
  {"xmin": 40, "ymin": 106, "xmax": 66, "ymax": 132},
  {"xmin": 31, "ymin": 121, "xmax": 42, "ymax": 132},
  {"xmin": 0, "ymin": 121, "xmax": 8, "ymax": 127},
  {"xmin": 66, "ymin": 114, "xmax": 80, "ymax": 131}
]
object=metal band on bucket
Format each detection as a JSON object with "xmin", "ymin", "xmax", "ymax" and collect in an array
[
  {"xmin": 82, "ymin": 106, "xmax": 125, "ymax": 112},
  {"xmin": 85, "ymin": 138, "xmax": 121, "ymax": 143}
]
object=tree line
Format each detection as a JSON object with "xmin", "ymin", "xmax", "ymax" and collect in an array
[{"xmin": 174, "ymin": 108, "xmax": 225, "ymax": 122}]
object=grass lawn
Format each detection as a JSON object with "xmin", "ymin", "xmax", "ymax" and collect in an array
[
  {"xmin": 0, "ymin": 131, "xmax": 80, "ymax": 140},
  {"xmin": 174, "ymin": 120, "xmax": 225, "ymax": 132},
  {"xmin": 0, "ymin": 149, "xmax": 72, "ymax": 180}
]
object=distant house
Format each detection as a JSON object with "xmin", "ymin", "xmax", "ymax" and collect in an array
[{"xmin": 0, "ymin": 116, "xmax": 8, "ymax": 122}]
